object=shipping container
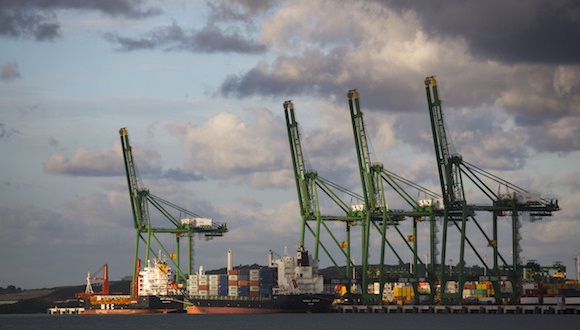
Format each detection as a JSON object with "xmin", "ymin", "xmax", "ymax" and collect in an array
[
  {"xmin": 520, "ymin": 297, "xmax": 540, "ymax": 304},
  {"xmin": 476, "ymin": 283, "xmax": 488, "ymax": 290}
]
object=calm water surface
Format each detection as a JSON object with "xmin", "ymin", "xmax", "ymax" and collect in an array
[{"xmin": 0, "ymin": 313, "xmax": 578, "ymax": 330}]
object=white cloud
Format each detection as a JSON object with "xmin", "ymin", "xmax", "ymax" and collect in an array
[
  {"xmin": 44, "ymin": 140, "xmax": 161, "ymax": 177},
  {"xmin": 168, "ymin": 107, "xmax": 292, "ymax": 189}
]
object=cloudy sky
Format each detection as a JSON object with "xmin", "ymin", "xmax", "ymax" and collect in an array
[{"xmin": 1, "ymin": 0, "xmax": 579, "ymax": 289}]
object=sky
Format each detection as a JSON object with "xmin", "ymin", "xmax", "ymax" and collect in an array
[{"xmin": 1, "ymin": 0, "xmax": 579, "ymax": 289}]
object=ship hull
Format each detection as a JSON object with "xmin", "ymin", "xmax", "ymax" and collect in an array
[
  {"xmin": 81, "ymin": 308, "xmax": 178, "ymax": 315},
  {"xmin": 187, "ymin": 294, "xmax": 335, "ymax": 314},
  {"xmin": 80, "ymin": 295, "xmax": 184, "ymax": 314}
]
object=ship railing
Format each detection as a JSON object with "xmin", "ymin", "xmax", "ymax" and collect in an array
[{"xmin": 188, "ymin": 295, "xmax": 268, "ymax": 301}]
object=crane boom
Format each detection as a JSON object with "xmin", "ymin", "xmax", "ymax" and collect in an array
[
  {"xmin": 424, "ymin": 77, "xmax": 463, "ymax": 206},
  {"xmin": 284, "ymin": 101, "xmax": 317, "ymax": 219},
  {"xmin": 347, "ymin": 90, "xmax": 386, "ymax": 211},
  {"xmin": 119, "ymin": 128, "xmax": 147, "ymax": 230}
]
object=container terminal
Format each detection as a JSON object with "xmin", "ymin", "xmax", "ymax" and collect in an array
[{"xmin": 50, "ymin": 78, "xmax": 578, "ymax": 314}]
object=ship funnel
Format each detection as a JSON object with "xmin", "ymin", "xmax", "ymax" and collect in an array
[{"xmin": 227, "ymin": 248, "xmax": 233, "ymax": 272}]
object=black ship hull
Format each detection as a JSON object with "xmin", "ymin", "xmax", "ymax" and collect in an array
[
  {"xmin": 187, "ymin": 293, "xmax": 335, "ymax": 314},
  {"xmin": 80, "ymin": 295, "xmax": 184, "ymax": 314}
]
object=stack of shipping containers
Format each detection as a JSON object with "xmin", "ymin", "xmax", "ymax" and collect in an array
[{"xmin": 187, "ymin": 267, "xmax": 274, "ymax": 299}]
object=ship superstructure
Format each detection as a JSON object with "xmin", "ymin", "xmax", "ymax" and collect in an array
[
  {"xmin": 77, "ymin": 253, "xmax": 184, "ymax": 314},
  {"xmin": 271, "ymin": 246, "xmax": 324, "ymax": 295},
  {"xmin": 138, "ymin": 254, "xmax": 179, "ymax": 297}
]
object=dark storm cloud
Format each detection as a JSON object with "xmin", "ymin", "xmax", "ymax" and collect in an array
[
  {"xmin": 0, "ymin": 62, "xmax": 21, "ymax": 81},
  {"xmin": 0, "ymin": 123, "xmax": 20, "ymax": 141},
  {"xmin": 103, "ymin": 0, "xmax": 272, "ymax": 54},
  {"xmin": 378, "ymin": 0, "xmax": 580, "ymax": 64},
  {"xmin": 208, "ymin": 0, "xmax": 279, "ymax": 23},
  {"xmin": 219, "ymin": 49, "xmax": 420, "ymax": 111},
  {"xmin": 105, "ymin": 22, "xmax": 267, "ymax": 54},
  {"xmin": 0, "ymin": 0, "xmax": 161, "ymax": 41}
]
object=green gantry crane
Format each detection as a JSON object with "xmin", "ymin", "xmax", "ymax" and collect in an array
[
  {"xmin": 424, "ymin": 77, "xmax": 559, "ymax": 304},
  {"xmin": 284, "ymin": 101, "xmax": 365, "ymax": 292},
  {"xmin": 119, "ymin": 128, "xmax": 228, "ymax": 296},
  {"xmin": 347, "ymin": 90, "xmax": 442, "ymax": 304}
]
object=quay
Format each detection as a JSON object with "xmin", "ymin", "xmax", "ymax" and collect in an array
[{"xmin": 332, "ymin": 304, "xmax": 580, "ymax": 314}]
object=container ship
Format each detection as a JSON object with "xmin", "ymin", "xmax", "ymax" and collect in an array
[
  {"xmin": 186, "ymin": 246, "xmax": 335, "ymax": 314},
  {"xmin": 76, "ymin": 253, "xmax": 184, "ymax": 314}
]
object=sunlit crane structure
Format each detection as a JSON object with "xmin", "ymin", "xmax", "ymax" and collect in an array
[
  {"xmin": 284, "ymin": 101, "xmax": 364, "ymax": 288},
  {"xmin": 347, "ymin": 90, "xmax": 442, "ymax": 304},
  {"xmin": 119, "ymin": 128, "xmax": 227, "ymax": 296},
  {"xmin": 285, "ymin": 96, "xmax": 444, "ymax": 304},
  {"xmin": 424, "ymin": 77, "xmax": 559, "ymax": 304}
]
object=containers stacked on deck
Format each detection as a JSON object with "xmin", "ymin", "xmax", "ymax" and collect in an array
[
  {"xmin": 188, "ymin": 268, "xmax": 270, "ymax": 298},
  {"xmin": 259, "ymin": 266, "xmax": 274, "ymax": 297},
  {"xmin": 188, "ymin": 274, "xmax": 226, "ymax": 296},
  {"xmin": 229, "ymin": 269, "xmax": 262, "ymax": 297}
]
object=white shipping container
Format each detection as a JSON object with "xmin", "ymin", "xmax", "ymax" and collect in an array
[
  {"xmin": 193, "ymin": 217, "xmax": 212, "ymax": 228},
  {"xmin": 520, "ymin": 297, "xmax": 540, "ymax": 304},
  {"xmin": 565, "ymin": 297, "xmax": 580, "ymax": 305},
  {"xmin": 462, "ymin": 289, "xmax": 473, "ymax": 299},
  {"xmin": 209, "ymin": 275, "xmax": 219, "ymax": 281},
  {"xmin": 542, "ymin": 297, "xmax": 559, "ymax": 305},
  {"xmin": 228, "ymin": 275, "xmax": 238, "ymax": 281},
  {"xmin": 250, "ymin": 286, "xmax": 259, "ymax": 292},
  {"xmin": 515, "ymin": 192, "xmax": 541, "ymax": 204},
  {"xmin": 198, "ymin": 290, "xmax": 209, "ymax": 296},
  {"xmin": 249, "ymin": 269, "xmax": 260, "ymax": 275}
]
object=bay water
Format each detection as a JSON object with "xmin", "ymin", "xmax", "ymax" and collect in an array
[{"xmin": 1, "ymin": 313, "xmax": 578, "ymax": 330}]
